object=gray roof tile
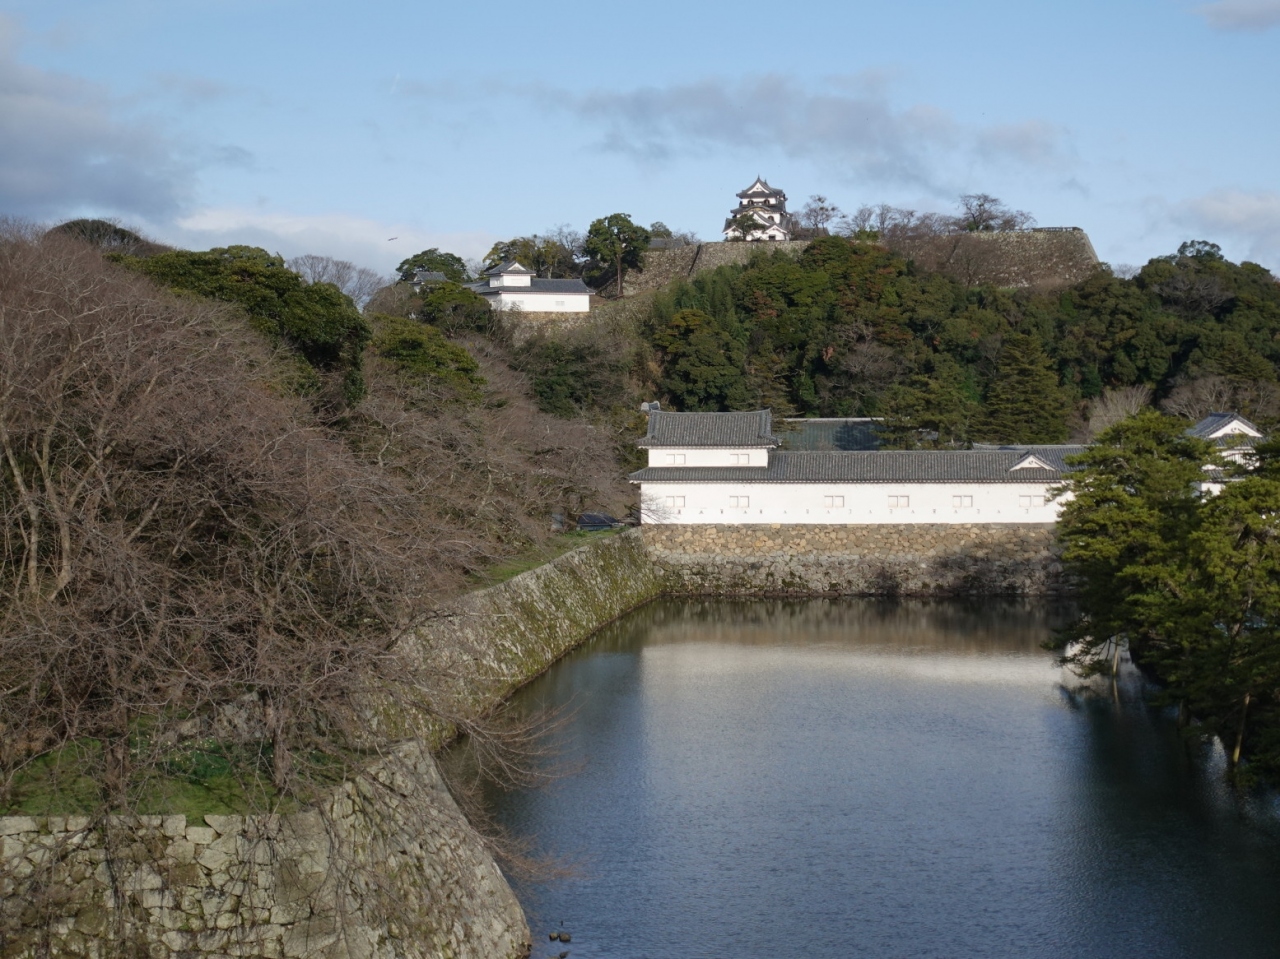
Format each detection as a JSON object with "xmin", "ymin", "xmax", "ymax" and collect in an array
[
  {"xmin": 1187, "ymin": 412, "xmax": 1261, "ymax": 439},
  {"xmin": 639, "ymin": 410, "xmax": 779, "ymax": 449},
  {"xmin": 629, "ymin": 449, "xmax": 1082, "ymax": 484}
]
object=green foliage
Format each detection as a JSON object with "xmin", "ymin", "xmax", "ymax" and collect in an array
[
  {"xmin": 395, "ymin": 247, "xmax": 470, "ymax": 283},
  {"xmin": 119, "ymin": 245, "xmax": 371, "ymax": 404},
  {"xmin": 416, "ymin": 282, "xmax": 493, "ymax": 334},
  {"xmin": 635, "ymin": 235, "xmax": 1280, "ymax": 439},
  {"xmin": 981, "ymin": 333, "xmax": 1070, "ymax": 442},
  {"xmin": 521, "ymin": 336, "xmax": 633, "ymax": 419},
  {"xmin": 371, "ymin": 315, "xmax": 483, "ymax": 399},
  {"xmin": 484, "ymin": 235, "xmax": 579, "ymax": 277},
  {"xmin": 653, "ymin": 309, "xmax": 752, "ymax": 411},
  {"xmin": 1054, "ymin": 411, "xmax": 1280, "ymax": 781},
  {"xmin": 584, "ymin": 213, "xmax": 650, "ymax": 294},
  {"xmin": 48, "ymin": 218, "xmax": 162, "ymax": 255}
]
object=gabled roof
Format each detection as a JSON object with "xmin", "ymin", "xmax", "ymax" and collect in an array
[
  {"xmin": 639, "ymin": 410, "xmax": 780, "ymax": 449},
  {"xmin": 467, "ymin": 277, "xmax": 591, "ymax": 296},
  {"xmin": 484, "ymin": 260, "xmax": 535, "ymax": 276},
  {"xmin": 737, "ymin": 176, "xmax": 785, "ymax": 199},
  {"xmin": 629, "ymin": 449, "xmax": 1080, "ymax": 484},
  {"xmin": 1188, "ymin": 412, "xmax": 1262, "ymax": 440}
]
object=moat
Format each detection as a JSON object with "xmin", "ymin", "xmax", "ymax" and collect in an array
[{"xmin": 481, "ymin": 599, "xmax": 1280, "ymax": 959}]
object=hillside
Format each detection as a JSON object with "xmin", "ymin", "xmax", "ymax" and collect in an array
[{"xmin": 513, "ymin": 235, "xmax": 1280, "ymax": 447}]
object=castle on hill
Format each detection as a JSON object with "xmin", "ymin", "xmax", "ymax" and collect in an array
[{"xmin": 722, "ymin": 177, "xmax": 796, "ymax": 242}]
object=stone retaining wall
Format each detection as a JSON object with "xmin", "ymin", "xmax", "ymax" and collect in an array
[
  {"xmin": 0, "ymin": 531, "xmax": 668, "ymax": 959},
  {"xmin": 0, "ymin": 743, "xmax": 525, "ymax": 959},
  {"xmin": 643, "ymin": 523, "xmax": 1065, "ymax": 596},
  {"xmin": 410, "ymin": 529, "xmax": 669, "ymax": 714}
]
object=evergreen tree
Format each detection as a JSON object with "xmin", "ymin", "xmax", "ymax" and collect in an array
[{"xmin": 981, "ymin": 334, "xmax": 1070, "ymax": 443}]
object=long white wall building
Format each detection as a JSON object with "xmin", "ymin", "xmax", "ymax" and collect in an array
[
  {"xmin": 631, "ymin": 409, "xmax": 1079, "ymax": 524},
  {"xmin": 630, "ymin": 408, "xmax": 1265, "ymax": 526}
]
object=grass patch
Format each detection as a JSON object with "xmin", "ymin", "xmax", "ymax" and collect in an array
[
  {"xmin": 1, "ymin": 740, "xmax": 364, "ymax": 822},
  {"xmin": 470, "ymin": 528, "xmax": 621, "ymax": 589}
]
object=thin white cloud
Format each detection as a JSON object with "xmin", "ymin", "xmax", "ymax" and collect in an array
[
  {"xmin": 1195, "ymin": 0, "xmax": 1280, "ymax": 31},
  {"xmin": 0, "ymin": 16, "xmax": 191, "ymax": 219},
  {"xmin": 165, "ymin": 208, "xmax": 498, "ymax": 275},
  {"xmin": 1180, "ymin": 189, "xmax": 1280, "ymax": 270},
  {"xmin": 552, "ymin": 75, "xmax": 1070, "ymax": 192}
]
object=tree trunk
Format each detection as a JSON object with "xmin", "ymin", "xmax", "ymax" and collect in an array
[
  {"xmin": 616, "ymin": 256, "xmax": 623, "ymax": 299},
  {"xmin": 1231, "ymin": 692, "xmax": 1251, "ymax": 770},
  {"xmin": 263, "ymin": 693, "xmax": 292, "ymax": 794},
  {"xmin": 102, "ymin": 733, "xmax": 129, "ymax": 807}
]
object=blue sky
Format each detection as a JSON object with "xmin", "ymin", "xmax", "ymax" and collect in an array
[{"xmin": 2, "ymin": 0, "xmax": 1277, "ymax": 276}]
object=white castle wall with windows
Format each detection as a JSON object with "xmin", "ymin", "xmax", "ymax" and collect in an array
[{"xmin": 630, "ymin": 407, "xmax": 1263, "ymax": 526}]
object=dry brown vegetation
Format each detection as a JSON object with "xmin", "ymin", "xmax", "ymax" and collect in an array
[{"xmin": 0, "ymin": 225, "xmax": 631, "ymax": 949}]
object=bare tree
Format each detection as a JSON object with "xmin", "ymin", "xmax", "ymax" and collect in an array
[
  {"xmin": 288, "ymin": 253, "xmax": 390, "ymax": 308},
  {"xmin": 798, "ymin": 195, "xmax": 842, "ymax": 236},
  {"xmin": 1085, "ymin": 385, "xmax": 1153, "ymax": 438},
  {"xmin": 957, "ymin": 193, "xmax": 1035, "ymax": 232},
  {"xmin": 1162, "ymin": 375, "xmax": 1280, "ymax": 423}
]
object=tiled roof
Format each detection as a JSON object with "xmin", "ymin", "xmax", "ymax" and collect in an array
[
  {"xmin": 779, "ymin": 418, "xmax": 882, "ymax": 451},
  {"xmin": 485, "ymin": 260, "xmax": 535, "ymax": 275},
  {"xmin": 1187, "ymin": 412, "xmax": 1262, "ymax": 439},
  {"xmin": 629, "ymin": 450, "xmax": 1080, "ymax": 484},
  {"xmin": 639, "ymin": 410, "xmax": 779, "ymax": 449},
  {"xmin": 737, "ymin": 177, "xmax": 785, "ymax": 198},
  {"xmin": 468, "ymin": 278, "xmax": 591, "ymax": 295}
]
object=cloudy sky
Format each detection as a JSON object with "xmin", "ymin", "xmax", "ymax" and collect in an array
[{"xmin": 2, "ymin": 0, "xmax": 1278, "ymax": 275}]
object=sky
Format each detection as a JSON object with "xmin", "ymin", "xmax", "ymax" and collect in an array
[{"xmin": 2, "ymin": 0, "xmax": 1278, "ymax": 276}]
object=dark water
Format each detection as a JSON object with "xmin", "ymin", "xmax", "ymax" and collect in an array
[{"xmin": 481, "ymin": 600, "xmax": 1280, "ymax": 959}]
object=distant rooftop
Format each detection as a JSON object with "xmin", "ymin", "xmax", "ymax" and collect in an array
[
  {"xmin": 1187, "ymin": 412, "xmax": 1262, "ymax": 440},
  {"xmin": 780, "ymin": 418, "xmax": 882, "ymax": 452},
  {"xmin": 639, "ymin": 409, "xmax": 779, "ymax": 449}
]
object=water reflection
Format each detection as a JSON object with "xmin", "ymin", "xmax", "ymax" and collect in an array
[{"xmin": 483, "ymin": 599, "xmax": 1280, "ymax": 959}]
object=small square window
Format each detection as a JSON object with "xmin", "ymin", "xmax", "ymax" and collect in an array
[
  {"xmin": 730, "ymin": 453, "xmax": 751, "ymax": 465},
  {"xmin": 1019, "ymin": 495, "xmax": 1045, "ymax": 508},
  {"xmin": 729, "ymin": 495, "xmax": 750, "ymax": 508},
  {"xmin": 823, "ymin": 495, "xmax": 844, "ymax": 508},
  {"xmin": 664, "ymin": 495, "xmax": 685, "ymax": 509},
  {"xmin": 888, "ymin": 495, "xmax": 910, "ymax": 509},
  {"xmin": 952, "ymin": 495, "xmax": 973, "ymax": 508},
  {"xmin": 665, "ymin": 453, "xmax": 686, "ymax": 465}
]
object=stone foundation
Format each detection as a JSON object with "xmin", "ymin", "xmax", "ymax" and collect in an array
[
  {"xmin": 0, "ymin": 743, "xmax": 526, "ymax": 959},
  {"xmin": 643, "ymin": 523, "xmax": 1065, "ymax": 596}
]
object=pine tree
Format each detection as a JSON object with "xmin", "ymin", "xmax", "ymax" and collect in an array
[{"xmin": 982, "ymin": 333, "xmax": 1069, "ymax": 443}]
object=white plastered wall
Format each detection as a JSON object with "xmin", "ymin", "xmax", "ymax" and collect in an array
[
  {"xmin": 639, "ymin": 480, "xmax": 1070, "ymax": 525},
  {"xmin": 490, "ymin": 292, "xmax": 590, "ymax": 312},
  {"xmin": 646, "ymin": 447, "xmax": 772, "ymax": 467}
]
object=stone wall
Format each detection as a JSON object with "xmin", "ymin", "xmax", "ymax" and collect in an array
[
  {"xmin": 619, "ymin": 241, "xmax": 811, "ymax": 296},
  {"xmin": 0, "ymin": 743, "xmax": 526, "ymax": 959},
  {"xmin": 410, "ymin": 529, "xmax": 670, "ymax": 714},
  {"xmin": 643, "ymin": 523, "xmax": 1065, "ymax": 596},
  {"xmin": 620, "ymin": 231, "xmax": 1099, "ymax": 297},
  {"xmin": 886, "ymin": 229, "xmax": 1099, "ymax": 291},
  {"xmin": 0, "ymin": 531, "xmax": 670, "ymax": 959}
]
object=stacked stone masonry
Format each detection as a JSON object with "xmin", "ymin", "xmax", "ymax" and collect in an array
[
  {"xmin": 644, "ymin": 523, "xmax": 1065, "ymax": 596},
  {"xmin": 0, "ymin": 524, "xmax": 1066, "ymax": 957},
  {"xmin": 0, "ymin": 531, "xmax": 667, "ymax": 959},
  {"xmin": 0, "ymin": 743, "xmax": 527, "ymax": 959}
]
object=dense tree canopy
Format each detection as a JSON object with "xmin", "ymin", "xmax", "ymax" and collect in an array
[
  {"xmin": 585, "ymin": 213, "xmax": 650, "ymax": 296},
  {"xmin": 118, "ymin": 245, "xmax": 371, "ymax": 405},
  {"xmin": 629, "ymin": 236, "xmax": 1280, "ymax": 442},
  {"xmin": 1054, "ymin": 413, "xmax": 1280, "ymax": 782},
  {"xmin": 395, "ymin": 247, "xmax": 470, "ymax": 283}
]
